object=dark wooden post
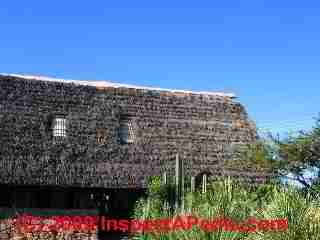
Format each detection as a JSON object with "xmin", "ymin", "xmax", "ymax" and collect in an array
[
  {"xmin": 91, "ymin": 191, "xmax": 109, "ymax": 237},
  {"xmin": 181, "ymin": 157, "xmax": 185, "ymax": 212},
  {"xmin": 175, "ymin": 153, "xmax": 184, "ymax": 210}
]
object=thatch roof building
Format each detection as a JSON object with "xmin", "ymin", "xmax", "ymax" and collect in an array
[{"xmin": 0, "ymin": 74, "xmax": 270, "ymax": 210}]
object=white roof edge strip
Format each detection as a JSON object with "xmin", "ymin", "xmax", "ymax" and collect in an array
[{"xmin": 0, "ymin": 73, "xmax": 236, "ymax": 98}]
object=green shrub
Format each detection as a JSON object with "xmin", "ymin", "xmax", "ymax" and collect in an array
[{"xmin": 132, "ymin": 177, "xmax": 320, "ymax": 240}]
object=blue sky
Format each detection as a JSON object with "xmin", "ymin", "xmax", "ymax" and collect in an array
[{"xmin": 1, "ymin": 0, "xmax": 320, "ymax": 135}]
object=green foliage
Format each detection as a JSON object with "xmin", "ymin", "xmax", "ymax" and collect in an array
[
  {"xmin": 147, "ymin": 176, "xmax": 175, "ymax": 203},
  {"xmin": 227, "ymin": 113, "xmax": 320, "ymax": 189},
  {"xmin": 148, "ymin": 176, "xmax": 162, "ymax": 196},
  {"xmin": 132, "ymin": 177, "xmax": 320, "ymax": 240},
  {"xmin": 273, "ymin": 115, "xmax": 320, "ymax": 189},
  {"xmin": 225, "ymin": 138, "xmax": 277, "ymax": 174},
  {"xmin": 302, "ymin": 178, "xmax": 320, "ymax": 199},
  {"xmin": 254, "ymin": 185, "xmax": 320, "ymax": 240}
]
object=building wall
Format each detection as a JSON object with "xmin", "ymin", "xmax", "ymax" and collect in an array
[{"xmin": 0, "ymin": 75, "xmax": 260, "ymax": 188}]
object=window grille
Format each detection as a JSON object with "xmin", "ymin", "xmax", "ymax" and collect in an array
[
  {"xmin": 119, "ymin": 119, "xmax": 135, "ymax": 144},
  {"xmin": 52, "ymin": 117, "xmax": 67, "ymax": 137}
]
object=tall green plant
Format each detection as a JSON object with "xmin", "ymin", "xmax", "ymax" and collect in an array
[{"xmin": 133, "ymin": 177, "xmax": 320, "ymax": 240}]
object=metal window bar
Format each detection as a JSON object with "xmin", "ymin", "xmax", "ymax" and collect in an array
[
  {"xmin": 128, "ymin": 121, "xmax": 134, "ymax": 142},
  {"xmin": 53, "ymin": 118, "xmax": 67, "ymax": 137},
  {"xmin": 120, "ymin": 120, "xmax": 134, "ymax": 143}
]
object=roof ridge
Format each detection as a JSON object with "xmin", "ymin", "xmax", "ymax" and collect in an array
[{"xmin": 0, "ymin": 73, "xmax": 236, "ymax": 98}]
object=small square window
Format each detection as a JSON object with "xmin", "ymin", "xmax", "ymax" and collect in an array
[
  {"xmin": 119, "ymin": 118, "xmax": 135, "ymax": 144},
  {"xmin": 52, "ymin": 117, "xmax": 67, "ymax": 137}
]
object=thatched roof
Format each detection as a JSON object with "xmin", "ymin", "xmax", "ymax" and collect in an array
[
  {"xmin": 0, "ymin": 73, "xmax": 236, "ymax": 98},
  {"xmin": 0, "ymin": 74, "xmax": 265, "ymax": 188}
]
